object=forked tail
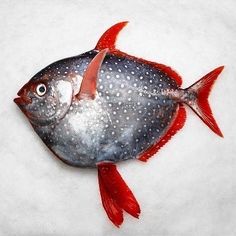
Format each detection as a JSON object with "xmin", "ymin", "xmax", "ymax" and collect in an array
[{"xmin": 184, "ymin": 66, "xmax": 224, "ymax": 137}]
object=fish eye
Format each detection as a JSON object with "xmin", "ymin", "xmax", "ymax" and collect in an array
[{"xmin": 36, "ymin": 83, "xmax": 47, "ymax": 96}]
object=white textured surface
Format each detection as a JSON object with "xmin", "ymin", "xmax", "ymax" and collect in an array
[{"xmin": 0, "ymin": 0, "xmax": 236, "ymax": 235}]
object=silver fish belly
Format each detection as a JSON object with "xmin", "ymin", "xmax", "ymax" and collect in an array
[{"xmin": 33, "ymin": 50, "xmax": 178, "ymax": 167}]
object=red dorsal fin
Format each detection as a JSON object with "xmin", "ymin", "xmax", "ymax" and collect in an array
[
  {"xmin": 76, "ymin": 49, "xmax": 108, "ymax": 100},
  {"xmin": 139, "ymin": 105, "xmax": 186, "ymax": 162},
  {"xmin": 95, "ymin": 21, "xmax": 128, "ymax": 51},
  {"xmin": 97, "ymin": 163, "xmax": 140, "ymax": 227},
  {"xmin": 95, "ymin": 22, "xmax": 182, "ymax": 86}
]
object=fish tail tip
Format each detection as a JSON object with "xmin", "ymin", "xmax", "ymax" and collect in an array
[
  {"xmin": 217, "ymin": 130, "xmax": 224, "ymax": 138},
  {"xmin": 185, "ymin": 66, "xmax": 225, "ymax": 137}
]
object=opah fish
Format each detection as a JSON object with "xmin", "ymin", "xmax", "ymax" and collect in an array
[{"xmin": 14, "ymin": 22, "xmax": 224, "ymax": 227}]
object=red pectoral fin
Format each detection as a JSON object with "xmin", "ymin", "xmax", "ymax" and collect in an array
[
  {"xmin": 76, "ymin": 49, "xmax": 108, "ymax": 100},
  {"xmin": 97, "ymin": 163, "xmax": 140, "ymax": 227},
  {"xmin": 95, "ymin": 21, "xmax": 128, "ymax": 51}
]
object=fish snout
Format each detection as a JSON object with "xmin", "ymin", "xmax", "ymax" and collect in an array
[{"xmin": 14, "ymin": 85, "xmax": 32, "ymax": 105}]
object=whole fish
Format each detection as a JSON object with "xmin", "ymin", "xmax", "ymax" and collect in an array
[{"xmin": 14, "ymin": 22, "xmax": 224, "ymax": 227}]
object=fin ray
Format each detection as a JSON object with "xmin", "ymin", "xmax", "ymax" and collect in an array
[
  {"xmin": 98, "ymin": 170, "xmax": 123, "ymax": 227},
  {"xmin": 185, "ymin": 66, "xmax": 224, "ymax": 137},
  {"xmin": 95, "ymin": 21, "xmax": 128, "ymax": 51},
  {"xmin": 97, "ymin": 163, "xmax": 140, "ymax": 226}
]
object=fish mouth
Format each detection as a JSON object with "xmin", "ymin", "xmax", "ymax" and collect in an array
[
  {"xmin": 14, "ymin": 90, "xmax": 32, "ymax": 106},
  {"xmin": 14, "ymin": 97, "xmax": 28, "ymax": 105},
  {"xmin": 14, "ymin": 84, "xmax": 32, "ymax": 106}
]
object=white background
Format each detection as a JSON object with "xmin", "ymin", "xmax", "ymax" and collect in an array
[{"xmin": 0, "ymin": 0, "xmax": 236, "ymax": 235}]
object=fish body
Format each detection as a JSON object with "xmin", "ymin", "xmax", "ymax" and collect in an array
[
  {"xmin": 32, "ymin": 50, "xmax": 179, "ymax": 167},
  {"xmin": 14, "ymin": 22, "xmax": 224, "ymax": 227}
]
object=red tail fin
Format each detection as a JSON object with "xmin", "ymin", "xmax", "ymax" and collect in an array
[
  {"xmin": 97, "ymin": 163, "xmax": 140, "ymax": 227},
  {"xmin": 185, "ymin": 66, "xmax": 224, "ymax": 137}
]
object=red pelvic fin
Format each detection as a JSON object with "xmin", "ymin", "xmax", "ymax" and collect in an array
[
  {"xmin": 95, "ymin": 21, "xmax": 128, "ymax": 51},
  {"xmin": 97, "ymin": 163, "xmax": 140, "ymax": 227},
  {"xmin": 76, "ymin": 49, "xmax": 108, "ymax": 100},
  {"xmin": 98, "ymin": 170, "xmax": 123, "ymax": 227},
  {"xmin": 139, "ymin": 105, "xmax": 186, "ymax": 162},
  {"xmin": 185, "ymin": 66, "xmax": 224, "ymax": 137}
]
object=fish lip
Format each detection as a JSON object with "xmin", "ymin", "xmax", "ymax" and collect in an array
[
  {"xmin": 14, "ymin": 96, "xmax": 31, "ymax": 105},
  {"xmin": 14, "ymin": 86, "xmax": 32, "ymax": 105},
  {"xmin": 14, "ymin": 97, "xmax": 24, "ymax": 105}
]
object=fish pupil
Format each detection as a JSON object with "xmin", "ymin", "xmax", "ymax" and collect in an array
[{"xmin": 39, "ymin": 86, "xmax": 45, "ymax": 93}]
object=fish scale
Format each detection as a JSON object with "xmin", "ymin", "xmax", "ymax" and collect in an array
[{"xmin": 14, "ymin": 22, "xmax": 224, "ymax": 227}]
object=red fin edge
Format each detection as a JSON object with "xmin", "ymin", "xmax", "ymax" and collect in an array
[
  {"xmin": 95, "ymin": 21, "xmax": 128, "ymax": 51},
  {"xmin": 97, "ymin": 163, "xmax": 140, "ymax": 227},
  {"xmin": 185, "ymin": 66, "xmax": 224, "ymax": 137},
  {"xmin": 95, "ymin": 22, "xmax": 182, "ymax": 86},
  {"xmin": 112, "ymin": 50, "xmax": 182, "ymax": 86},
  {"xmin": 139, "ymin": 105, "xmax": 186, "ymax": 162}
]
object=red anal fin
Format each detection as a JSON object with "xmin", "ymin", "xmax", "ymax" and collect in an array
[
  {"xmin": 76, "ymin": 49, "xmax": 108, "ymax": 100},
  {"xmin": 95, "ymin": 22, "xmax": 182, "ymax": 86},
  {"xmin": 97, "ymin": 163, "xmax": 140, "ymax": 227},
  {"xmin": 139, "ymin": 105, "xmax": 186, "ymax": 162},
  {"xmin": 95, "ymin": 21, "xmax": 128, "ymax": 51}
]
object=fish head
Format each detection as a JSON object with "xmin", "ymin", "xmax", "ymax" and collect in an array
[{"xmin": 14, "ymin": 72, "xmax": 74, "ymax": 126}]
